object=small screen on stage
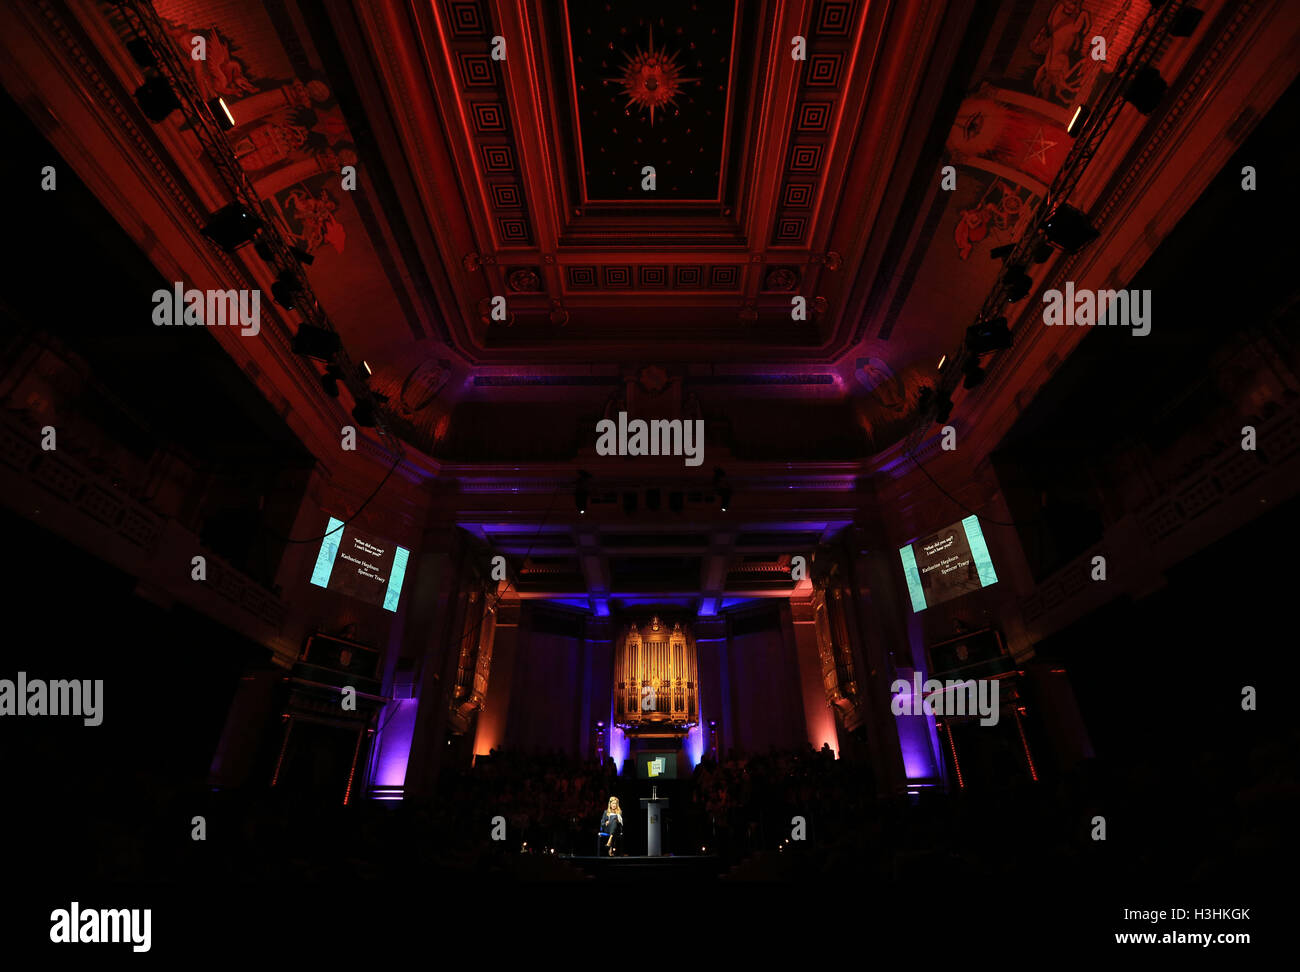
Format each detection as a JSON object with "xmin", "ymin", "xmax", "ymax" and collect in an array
[
  {"xmin": 308, "ymin": 517, "xmax": 410, "ymax": 612},
  {"xmin": 636, "ymin": 753, "xmax": 677, "ymax": 779},
  {"xmin": 899, "ymin": 515, "xmax": 998, "ymax": 612}
]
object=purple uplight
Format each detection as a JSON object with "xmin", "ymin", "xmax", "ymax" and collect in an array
[
  {"xmin": 371, "ymin": 698, "xmax": 418, "ymax": 794},
  {"xmin": 609, "ymin": 726, "xmax": 629, "ymax": 773},
  {"xmin": 684, "ymin": 722, "xmax": 704, "ymax": 768},
  {"xmin": 893, "ymin": 670, "xmax": 941, "ymax": 780}
]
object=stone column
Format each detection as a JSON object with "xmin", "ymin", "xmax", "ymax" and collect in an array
[
  {"xmin": 583, "ymin": 618, "xmax": 614, "ymax": 758},
  {"xmin": 844, "ymin": 527, "xmax": 910, "ymax": 795},
  {"xmin": 473, "ymin": 599, "xmax": 521, "ymax": 759},
  {"xmin": 782, "ymin": 598, "xmax": 840, "ymax": 754},
  {"xmin": 401, "ymin": 528, "xmax": 466, "ymax": 804},
  {"xmin": 694, "ymin": 617, "xmax": 729, "ymax": 756}
]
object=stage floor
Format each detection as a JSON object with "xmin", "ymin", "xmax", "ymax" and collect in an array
[
  {"xmin": 563, "ymin": 854, "xmax": 724, "ymax": 881},
  {"xmin": 565, "ymin": 854, "xmax": 718, "ymax": 862}
]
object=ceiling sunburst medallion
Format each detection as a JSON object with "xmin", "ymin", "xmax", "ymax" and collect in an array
[{"xmin": 612, "ymin": 25, "xmax": 697, "ymax": 127}]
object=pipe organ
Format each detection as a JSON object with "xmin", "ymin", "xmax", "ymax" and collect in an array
[{"xmin": 614, "ymin": 617, "xmax": 698, "ymax": 729}]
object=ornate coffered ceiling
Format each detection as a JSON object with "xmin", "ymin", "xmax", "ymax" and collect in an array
[
  {"xmin": 349, "ymin": 0, "xmax": 946, "ymax": 360},
  {"xmin": 11, "ymin": 0, "xmax": 1289, "ymax": 473}
]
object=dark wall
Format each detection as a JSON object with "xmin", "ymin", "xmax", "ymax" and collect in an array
[
  {"xmin": 494, "ymin": 606, "xmax": 811, "ymax": 761},
  {"xmin": 1033, "ymin": 488, "xmax": 1300, "ymax": 761},
  {"xmin": 504, "ymin": 614, "xmax": 584, "ymax": 755},
  {"xmin": 0, "ymin": 87, "xmax": 316, "ymax": 590},
  {"xmin": 725, "ymin": 608, "xmax": 806, "ymax": 756},
  {"xmin": 0, "ymin": 505, "xmax": 269, "ymax": 873},
  {"xmin": 992, "ymin": 76, "xmax": 1300, "ymax": 583}
]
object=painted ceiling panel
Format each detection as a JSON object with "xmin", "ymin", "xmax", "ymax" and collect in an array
[{"xmin": 563, "ymin": 1, "xmax": 739, "ymax": 202}]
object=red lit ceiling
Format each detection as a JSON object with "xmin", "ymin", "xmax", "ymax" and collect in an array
[
  {"xmin": 360, "ymin": 0, "xmax": 909, "ymax": 358},
  {"xmin": 72, "ymin": 0, "xmax": 1230, "ymax": 466}
]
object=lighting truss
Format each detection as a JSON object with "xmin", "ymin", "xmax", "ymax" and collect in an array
[
  {"xmin": 114, "ymin": 0, "xmax": 403, "ymax": 456},
  {"xmin": 903, "ymin": 0, "xmax": 1194, "ymax": 455}
]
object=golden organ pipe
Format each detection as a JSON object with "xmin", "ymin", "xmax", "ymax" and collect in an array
[{"xmin": 615, "ymin": 620, "xmax": 700, "ymax": 725}]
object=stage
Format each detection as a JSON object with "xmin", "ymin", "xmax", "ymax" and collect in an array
[{"xmin": 564, "ymin": 854, "xmax": 724, "ymax": 882}]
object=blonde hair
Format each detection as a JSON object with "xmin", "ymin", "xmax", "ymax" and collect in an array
[{"xmin": 608, "ymin": 796, "xmax": 621, "ymax": 814}]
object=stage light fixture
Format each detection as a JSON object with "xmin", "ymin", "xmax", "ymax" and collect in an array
[
  {"xmin": 1124, "ymin": 67, "xmax": 1167, "ymax": 115},
  {"xmin": 290, "ymin": 245, "xmax": 315, "ymax": 266},
  {"xmin": 351, "ymin": 401, "xmax": 377, "ymax": 428},
  {"xmin": 1066, "ymin": 104, "xmax": 1089, "ymax": 137},
  {"xmin": 1031, "ymin": 240, "xmax": 1055, "ymax": 265},
  {"xmin": 1002, "ymin": 265, "xmax": 1033, "ymax": 301},
  {"xmin": 253, "ymin": 237, "xmax": 274, "ymax": 262},
  {"xmin": 125, "ymin": 38, "xmax": 156, "ymax": 68},
  {"xmin": 645, "ymin": 488, "xmax": 661, "ymax": 512},
  {"xmin": 270, "ymin": 270, "xmax": 303, "ymax": 310},
  {"xmin": 966, "ymin": 317, "xmax": 1012, "ymax": 354},
  {"xmin": 1042, "ymin": 204, "xmax": 1099, "ymax": 254},
  {"xmin": 201, "ymin": 204, "xmax": 262, "ymax": 252},
  {"xmin": 291, "ymin": 324, "xmax": 341, "ymax": 361},
  {"xmin": 622, "ymin": 491, "xmax": 638, "ymax": 516},
  {"xmin": 208, "ymin": 96, "xmax": 235, "ymax": 131},
  {"xmin": 133, "ymin": 76, "xmax": 180, "ymax": 121},
  {"xmin": 962, "ymin": 357, "xmax": 986, "ymax": 390},
  {"xmin": 668, "ymin": 491, "xmax": 684, "ymax": 513},
  {"xmin": 321, "ymin": 371, "xmax": 340, "ymax": 398},
  {"xmin": 989, "ymin": 244, "xmax": 1014, "ymax": 261},
  {"xmin": 1170, "ymin": 7, "xmax": 1203, "ymax": 35}
]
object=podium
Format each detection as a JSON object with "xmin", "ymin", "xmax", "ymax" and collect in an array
[{"xmin": 639, "ymin": 786, "xmax": 670, "ymax": 856}]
